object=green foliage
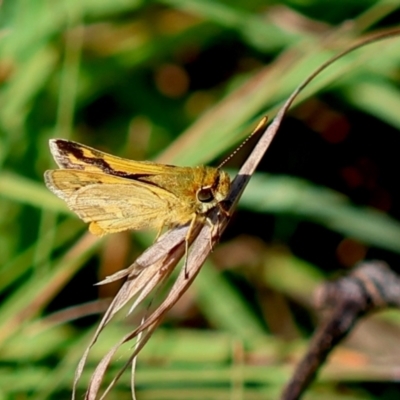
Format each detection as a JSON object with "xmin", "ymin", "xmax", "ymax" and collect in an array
[{"xmin": 1, "ymin": 1, "xmax": 400, "ymax": 399}]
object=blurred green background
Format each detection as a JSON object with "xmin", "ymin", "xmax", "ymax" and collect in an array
[{"xmin": 2, "ymin": 1, "xmax": 400, "ymax": 399}]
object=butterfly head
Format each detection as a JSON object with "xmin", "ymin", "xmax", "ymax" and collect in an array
[{"xmin": 195, "ymin": 168, "xmax": 231, "ymax": 214}]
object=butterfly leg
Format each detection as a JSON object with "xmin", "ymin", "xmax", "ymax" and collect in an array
[
  {"xmin": 205, "ymin": 203, "xmax": 231, "ymax": 249},
  {"xmin": 183, "ymin": 215, "xmax": 198, "ymax": 278},
  {"xmin": 205, "ymin": 217, "xmax": 215, "ymax": 250}
]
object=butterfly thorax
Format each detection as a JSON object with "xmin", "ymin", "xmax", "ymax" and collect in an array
[{"xmin": 137, "ymin": 166, "xmax": 231, "ymax": 219}]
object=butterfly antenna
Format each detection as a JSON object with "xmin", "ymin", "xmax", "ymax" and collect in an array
[{"xmin": 218, "ymin": 116, "xmax": 268, "ymax": 169}]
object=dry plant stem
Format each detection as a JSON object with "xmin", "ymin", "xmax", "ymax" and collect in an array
[
  {"xmin": 281, "ymin": 261, "xmax": 400, "ymax": 400},
  {"xmin": 85, "ymin": 229, "xmax": 206, "ymax": 400},
  {"xmin": 72, "ymin": 226, "xmax": 191, "ymax": 399},
  {"xmin": 74, "ymin": 27, "xmax": 400, "ymax": 400},
  {"xmin": 130, "ymin": 318, "xmax": 145, "ymax": 400}
]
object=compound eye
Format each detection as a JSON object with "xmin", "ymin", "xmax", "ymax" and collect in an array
[{"xmin": 197, "ymin": 187, "xmax": 214, "ymax": 203}]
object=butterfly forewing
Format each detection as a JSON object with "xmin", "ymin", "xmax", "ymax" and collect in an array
[{"xmin": 50, "ymin": 139, "xmax": 186, "ymax": 176}]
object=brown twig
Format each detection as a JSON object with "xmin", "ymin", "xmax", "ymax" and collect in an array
[{"xmin": 281, "ymin": 260, "xmax": 400, "ymax": 400}]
